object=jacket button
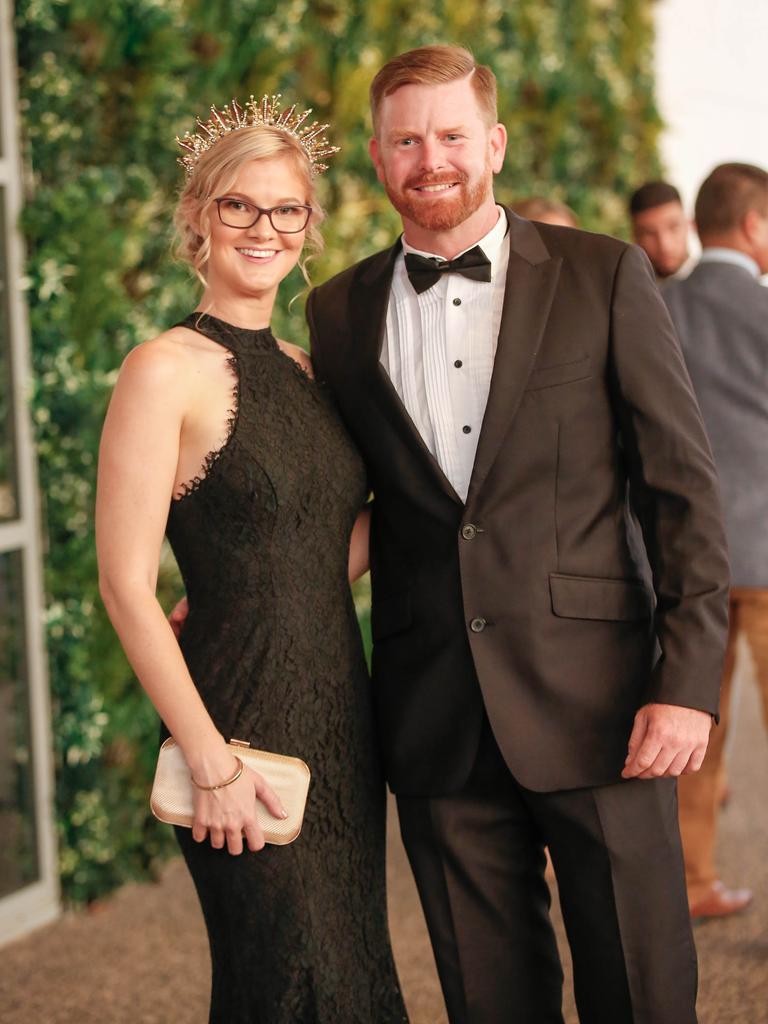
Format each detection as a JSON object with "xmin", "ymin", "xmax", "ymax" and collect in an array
[
  {"xmin": 470, "ymin": 617, "xmax": 486, "ymax": 633},
  {"xmin": 461, "ymin": 523, "xmax": 478, "ymax": 540}
]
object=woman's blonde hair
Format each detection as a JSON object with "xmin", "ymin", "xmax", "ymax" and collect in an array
[{"xmin": 174, "ymin": 124, "xmax": 324, "ymax": 288}]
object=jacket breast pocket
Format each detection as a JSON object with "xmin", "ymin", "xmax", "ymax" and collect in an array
[
  {"xmin": 549, "ymin": 573, "xmax": 652, "ymax": 621},
  {"xmin": 526, "ymin": 355, "xmax": 591, "ymax": 392},
  {"xmin": 371, "ymin": 592, "xmax": 413, "ymax": 641}
]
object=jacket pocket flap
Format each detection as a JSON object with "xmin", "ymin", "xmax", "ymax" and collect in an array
[
  {"xmin": 526, "ymin": 355, "xmax": 591, "ymax": 391},
  {"xmin": 371, "ymin": 592, "xmax": 413, "ymax": 641},
  {"xmin": 549, "ymin": 573, "xmax": 651, "ymax": 621}
]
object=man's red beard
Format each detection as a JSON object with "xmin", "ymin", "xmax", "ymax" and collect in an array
[{"xmin": 383, "ymin": 167, "xmax": 492, "ymax": 232}]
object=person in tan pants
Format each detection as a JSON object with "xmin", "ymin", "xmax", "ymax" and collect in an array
[
  {"xmin": 664, "ymin": 162, "xmax": 768, "ymax": 919},
  {"xmin": 677, "ymin": 590, "xmax": 768, "ymax": 915}
]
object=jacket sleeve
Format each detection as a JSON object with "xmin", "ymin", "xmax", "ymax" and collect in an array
[
  {"xmin": 305, "ymin": 287, "xmax": 326, "ymax": 381},
  {"xmin": 608, "ymin": 243, "xmax": 729, "ymax": 716}
]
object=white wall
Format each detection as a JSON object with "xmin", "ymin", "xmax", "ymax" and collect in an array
[{"xmin": 654, "ymin": 0, "xmax": 768, "ymax": 215}]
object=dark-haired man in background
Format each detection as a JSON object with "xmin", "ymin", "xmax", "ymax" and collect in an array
[
  {"xmin": 664, "ymin": 162, "xmax": 768, "ymax": 920},
  {"xmin": 630, "ymin": 180, "xmax": 691, "ymax": 281}
]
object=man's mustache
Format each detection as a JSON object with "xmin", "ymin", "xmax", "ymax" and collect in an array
[{"xmin": 402, "ymin": 172, "xmax": 468, "ymax": 190}]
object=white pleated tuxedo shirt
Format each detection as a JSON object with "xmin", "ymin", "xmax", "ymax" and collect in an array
[{"xmin": 380, "ymin": 207, "xmax": 509, "ymax": 502}]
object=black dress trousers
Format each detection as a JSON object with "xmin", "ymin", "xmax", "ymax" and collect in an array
[{"xmin": 396, "ymin": 717, "xmax": 697, "ymax": 1024}]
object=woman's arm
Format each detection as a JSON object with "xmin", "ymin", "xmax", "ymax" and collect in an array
[
  {"xmin": 348, "ymin": 504, "xmax": 371, "ymax": 583},
  {"xmin": 96, "ymin": 341, "xmax": 285, "ymax": 853}
]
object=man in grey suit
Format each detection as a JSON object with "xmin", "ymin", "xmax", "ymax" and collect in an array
[{"xmin": 664, "ymin": 162, "xmax": 768, "ymax": 919}]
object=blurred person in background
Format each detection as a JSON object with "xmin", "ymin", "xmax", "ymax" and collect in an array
[
  {"xmin": 630, "ymin": 180, "xmax": 691, "ymax": 281},
  {"xmin": 664, "ymin": 161, "xmax": 768, "ymax": 921},
  {"xmin": 510, "ymin": 195, "xmax": 579, "ymax": 227}
]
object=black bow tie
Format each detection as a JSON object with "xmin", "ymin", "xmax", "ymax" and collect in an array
[{"xmin": 404, "ymin": 246, "xmax": 492, "ymax": 294}]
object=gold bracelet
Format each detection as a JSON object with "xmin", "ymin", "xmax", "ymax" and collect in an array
[{"xmin": 190, "ymin": 755, "xmax": 244, "ymax": 791}]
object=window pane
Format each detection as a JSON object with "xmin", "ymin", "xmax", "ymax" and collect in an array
[
  {"xmin": 0, "ymin": 188, "xmax": 19, "ymax": 520},
  {"xmin": 0, "ymin": 549, "xmax": 39, "ymax": 896}
]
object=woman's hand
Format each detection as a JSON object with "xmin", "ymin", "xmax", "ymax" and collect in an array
[
  {"xmin": 349, "ymin": 504, "xmax": 372, "ymax": 582},
  {"xmin": 169, "ymin": 596, "xmax": 189, "ymax": 639},
  {"xmin": 191, "ymin": 756, "xmax": 288, "ymax": 855}
]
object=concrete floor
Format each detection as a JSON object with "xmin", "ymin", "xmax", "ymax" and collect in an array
[{"xmin": 1, "ymin": 659, "xmax": 766, "ymax": 1023}]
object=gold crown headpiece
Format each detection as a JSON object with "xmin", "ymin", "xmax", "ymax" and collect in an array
[{"xmin": 176, "ymin": 94, "xmax": 339, "ymax": 178}]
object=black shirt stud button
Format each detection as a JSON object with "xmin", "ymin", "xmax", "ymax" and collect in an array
[
  {"xmin": 462, "ymin": 425, "xmax": 472, "ymax": 434},
  {"xmin": 453, "ymin": 297, "xmax": 462, "ymax": 306},
  {"xmin": 454, "ymin": 359, "xmax": 463, "ymax": 368}
]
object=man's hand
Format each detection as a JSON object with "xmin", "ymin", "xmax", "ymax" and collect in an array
[
  {"xmin": 169, "ymin": 596, "xmax": 189, "ymax": 639},
  {"xmin": 622, "ymin": 702, "xmax": 712, "ymax": 780}
]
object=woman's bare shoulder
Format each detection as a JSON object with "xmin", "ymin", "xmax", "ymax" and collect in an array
[
  {"xmin": 115, "ymin": 329, "xmax": 211, "ymax": 407},
  {"xmin": 120, "ymin": 327, "xmax": 206, "ymax": 380},
  {"xmin": 276, "ymin": 339, "xmax": 315, "ymax": 378}
]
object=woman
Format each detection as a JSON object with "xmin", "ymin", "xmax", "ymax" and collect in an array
[{"xmin": 96, "ymin": 96, "xmax": 407, "ymax": 1023}]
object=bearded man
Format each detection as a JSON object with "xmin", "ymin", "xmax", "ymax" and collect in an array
[{"xmin": 306, "ymin": 46, "xmax": 729, "ymax": 1024}]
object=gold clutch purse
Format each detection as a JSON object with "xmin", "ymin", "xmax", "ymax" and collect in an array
[{"xmin": 150, "ymin": 737, "xmax": 311, "ymax": 845}]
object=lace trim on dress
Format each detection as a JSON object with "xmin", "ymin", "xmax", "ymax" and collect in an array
[{"xmin": 173, "ymin": 353, "xmax": 241, "ymax": 502}]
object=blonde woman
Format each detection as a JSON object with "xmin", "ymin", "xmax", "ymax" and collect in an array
[{"xmin": 96, "ymin": 98, "xmax": 407, "ymax": 1023}]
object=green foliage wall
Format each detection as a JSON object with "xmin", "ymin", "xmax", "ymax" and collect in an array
[{"xmin": 14, "ymin": 0, "xmax": 661, "ymax": 902}]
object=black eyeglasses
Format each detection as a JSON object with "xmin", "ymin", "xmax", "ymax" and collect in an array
[{"xmin": 214, "ymin": 197, "xmax": 312, "ymax": 233}]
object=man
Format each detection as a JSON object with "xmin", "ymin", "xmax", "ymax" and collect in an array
[
  {"xmin": 307, "ymin": 46, "xmax": 729, "ymax": 1024},
  {"xmin": 664, "ymin": 162, "xmax": 768, "ymax": 921},
  {"xmin": 510, "ymin": 195, "xmax": 579, "ymax": 227},
  {"xmin": 629, "ymin": 180, "xmax": 691, "ymax": 281}
]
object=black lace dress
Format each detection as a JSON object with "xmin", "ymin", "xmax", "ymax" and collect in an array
[{"xmin": 164, "ymin": 313, "xmax": 407, "ymax": 1024}]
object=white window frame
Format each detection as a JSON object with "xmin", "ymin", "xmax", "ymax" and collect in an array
[{"xmin": 0, "ymin": 0, "xmax": 60, "ymax": 945}]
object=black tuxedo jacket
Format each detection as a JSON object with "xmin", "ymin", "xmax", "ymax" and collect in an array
[{"xmin": 307, "ymin": 210, "xmax": 729, "ymax": 796}]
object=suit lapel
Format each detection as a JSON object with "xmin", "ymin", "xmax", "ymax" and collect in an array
[
  {"xmin": 465, "ymin": 211, "xmax": 562, "ymax": 507},
  {"xmin": 349, "ymin": 211, "xmax": 561, "ymax": 508},
  {"xmin": 352, "ymin": 241, "xmax": 463, "ymax": 504}
]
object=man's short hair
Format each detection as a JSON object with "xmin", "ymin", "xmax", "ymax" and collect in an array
[
  {"xmin": 629, "ymin": 181, "xmax": 682, "ymax": 216},
  {"xmin": 511, "ymin": 196, "xmax": 579, "ymax": 227},
  {"xmin": 695, "ymin": 162, "xmax": 768, "ymax": 238},
  {"xmin": 369, "ymin": 45, "xmax": 497, "ymax": 135}
]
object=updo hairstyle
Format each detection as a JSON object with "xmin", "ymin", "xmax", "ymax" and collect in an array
[{"xmin": 174, "ymin": 125, "xmax": 324, "ymax": 287}]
